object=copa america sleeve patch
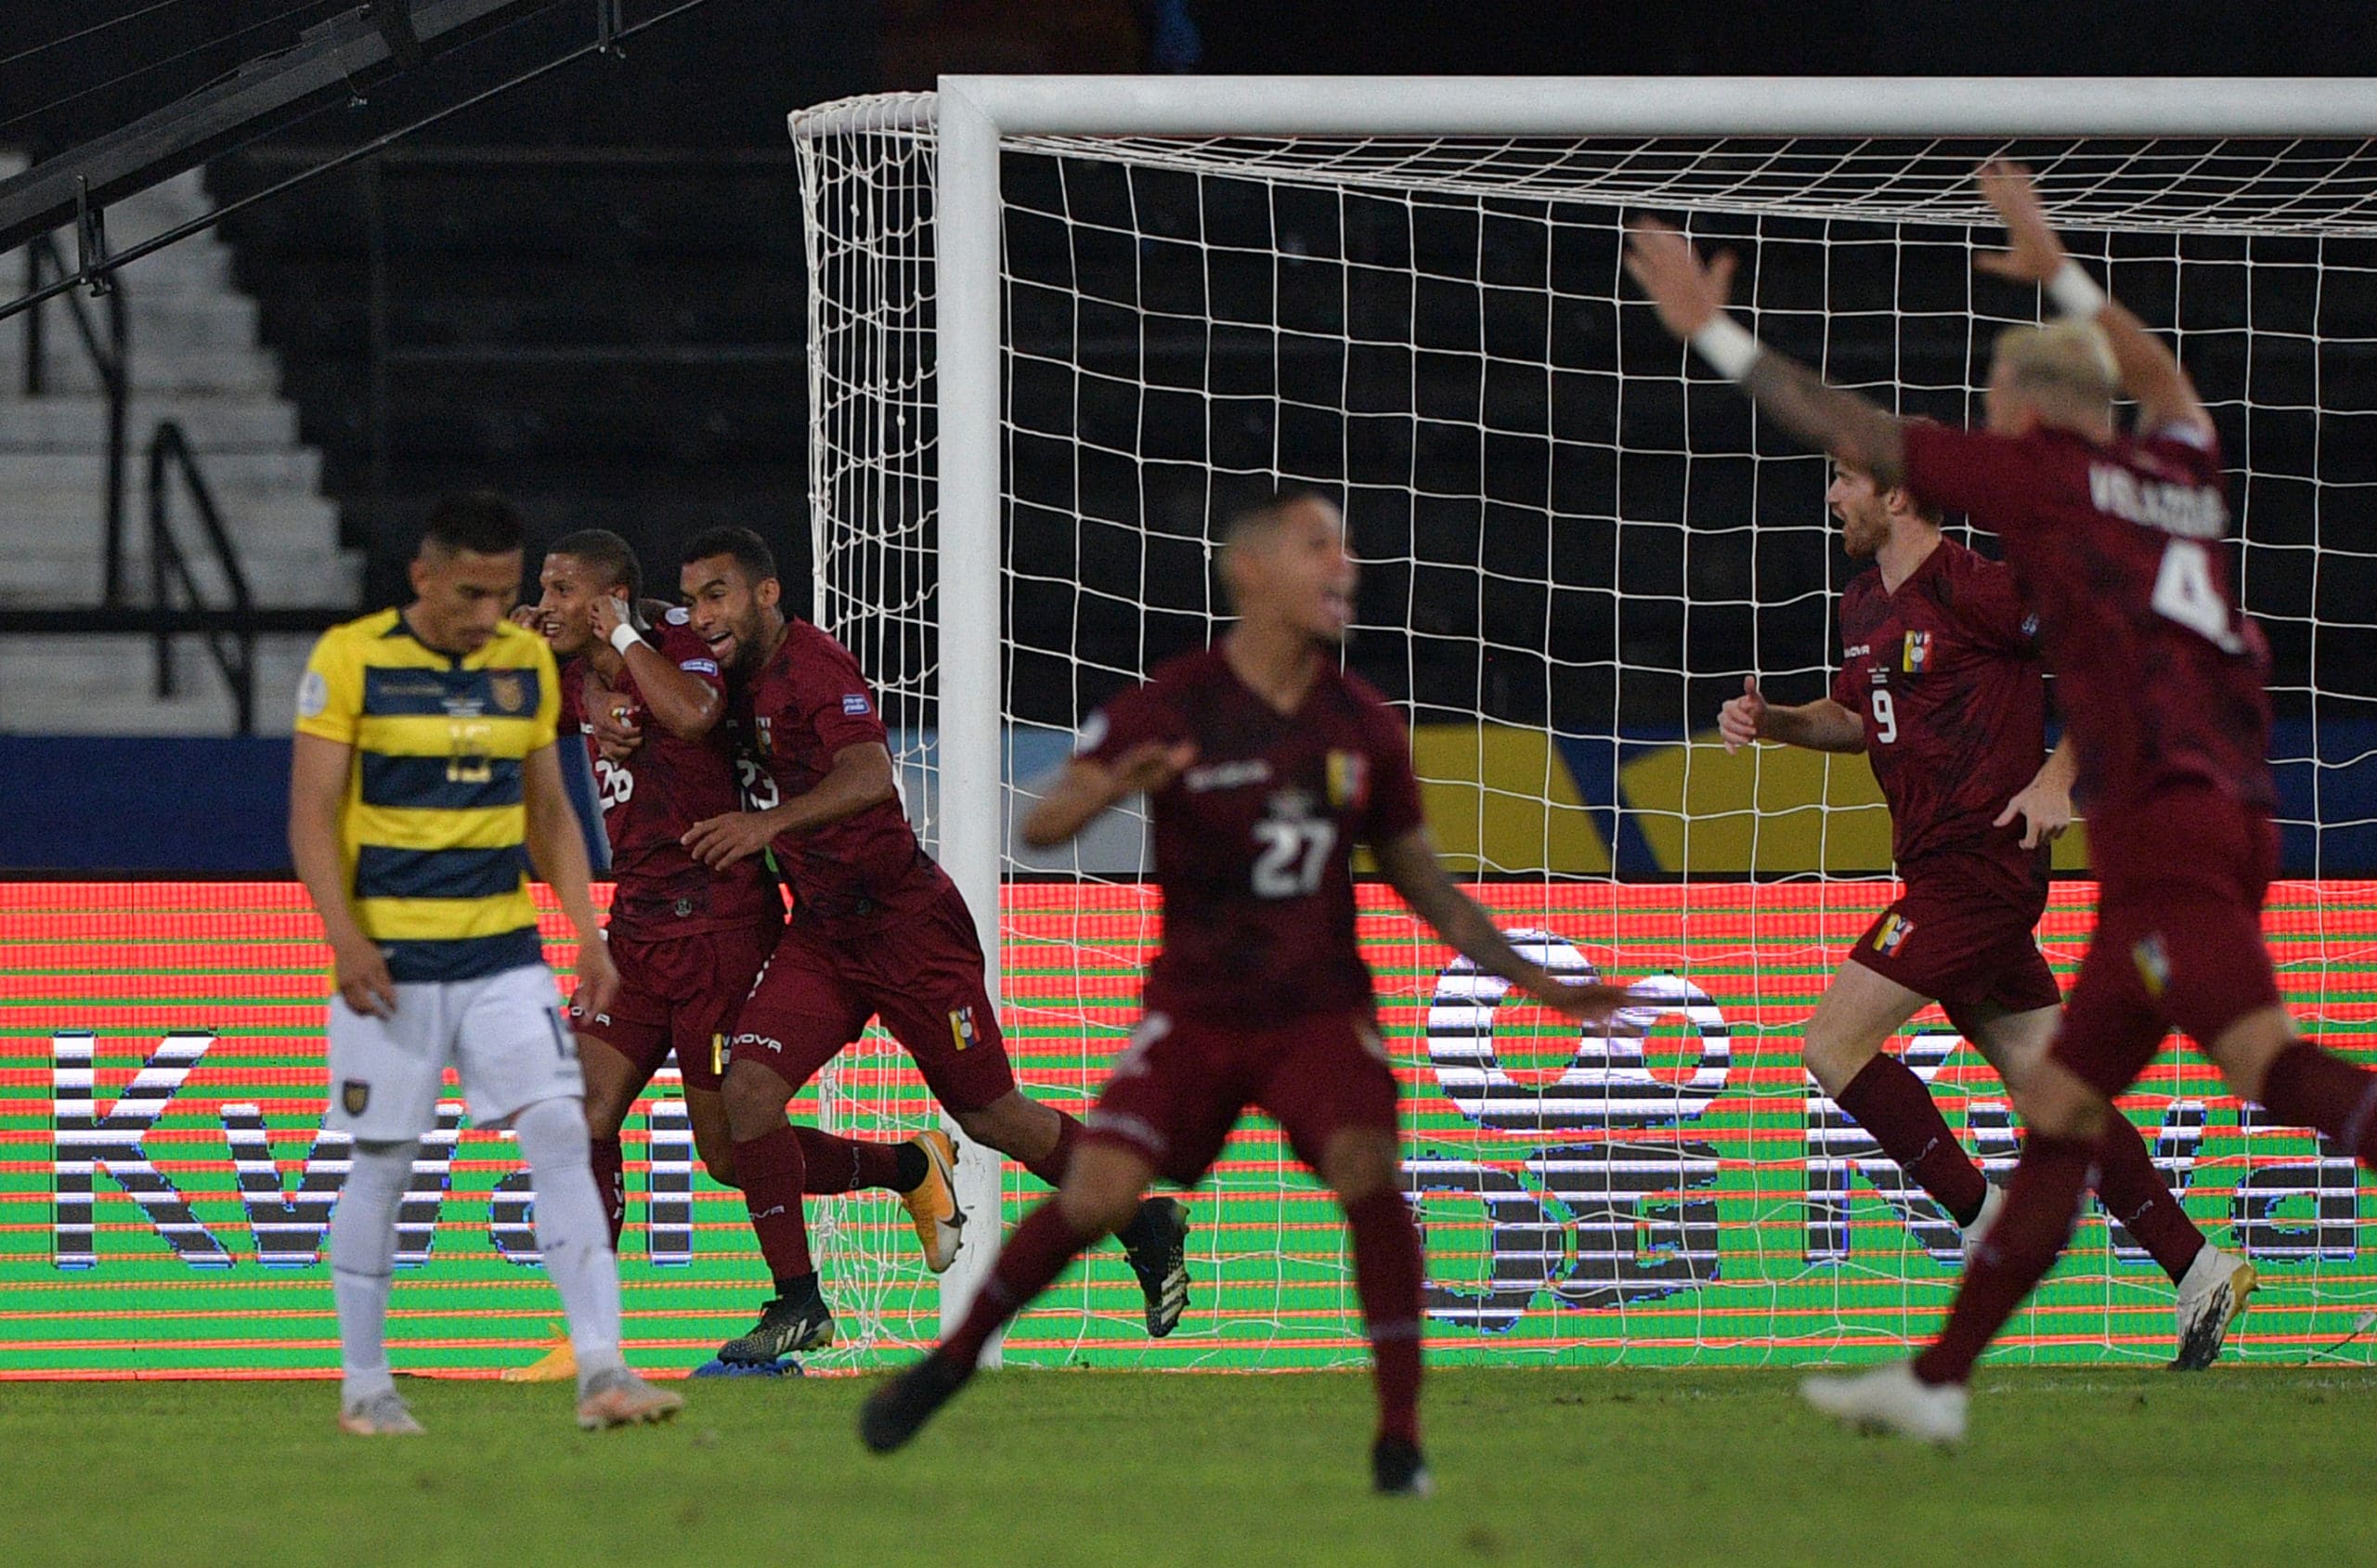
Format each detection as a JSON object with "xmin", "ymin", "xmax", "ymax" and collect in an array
[
  {"xmin": 296, "ymin": 668, "xmax": 329, "ymax": 719},
  {"xmin": 680, "ymin": 658, "xmax": 720, "ymax": 676},
  {"xmin": 666, "ymin": 605, "xmax": 691, "ymax": 625},
  {"xmin": 1072, "ymin": 710, "xmax": 1109, "ymax": 757},
  {"xmin": 841, "ymin": 693, "xmax": 872, "ymax": 716}
]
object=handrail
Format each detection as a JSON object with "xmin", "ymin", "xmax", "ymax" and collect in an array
[
  {"xmin": 19, "ymin": 234, "xmax": 130, "ymax": 604},
  {"xmin": 146, "ymin": 420, "xmax": 258, "ymax": 734}
]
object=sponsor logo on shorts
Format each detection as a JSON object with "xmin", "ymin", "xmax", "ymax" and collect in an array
[
  {"xmin": 949, "ymin": 1005, "xmax": 978, "ymax": 1053},
  {"xmin": 2133, "ymin": 933, "xmax": 2172, "ymax": 997},
  {"xmin": 1873, "ymin": 913, "xmax": 1916, "ymax": 956},
  {"xmin": 1903, "ymin": 630, "xmax": 1932, "ymax": 673},
  {"xmin": 734, "ymin": 1032, "xmax": 784, "ymax": 1054},
  {"xmin": 341, "ymin": 1080, "xmax": 370, "ymax": 1116}
]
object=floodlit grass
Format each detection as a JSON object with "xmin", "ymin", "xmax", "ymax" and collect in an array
[{"xmin": 6, "ymin": 1366, "xmax": 2373, "ymax": 1567}]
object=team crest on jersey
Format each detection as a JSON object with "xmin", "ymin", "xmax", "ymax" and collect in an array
[
  {"xmin": 1902, "ymin": 630, "xmax": 1932, "ymax": 674},
  {"xmin": 341, "ymin": 1080, "xmax": 370, "ymax": 1116},
  {"xmin": 488, "ymin": 672, "xmax": 526, "ymax": 715},
  {"xmin": 949, "ymin": 1005, "xmax": 979, "ymax": 1053},
  {"xmin": 1326, "ymin": 749, "xmax": 1370, "ymax": 810},
  {"xmin": 1872, "ymin": 913, "xmax": 1916, "ymax": 956},
  {"xmin": 2132, "ymin": 933, "xmax": 2172, "ymax": 997}
]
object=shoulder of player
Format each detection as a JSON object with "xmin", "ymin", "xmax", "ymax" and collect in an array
[
  {"xmin": 1324, "ymin": 665, "xmax": 1410, "ymax": 738},
  {"xmin": 315, "ymin": 607, "xmax": 401, "ymax": 657},
  {"xmin": 480, "ymin": 616, "xmax": 557, "ymax": 669},
  {"xmin": 653, "ymin": 613, "xmax": 721, "ymax": 667}
]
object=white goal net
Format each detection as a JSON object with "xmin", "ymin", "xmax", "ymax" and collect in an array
[{"xmin": 787, "ymin": 82, "xmax": 2377, "ymax": 1371}]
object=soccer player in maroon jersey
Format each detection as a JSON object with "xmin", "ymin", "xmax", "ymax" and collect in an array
[
  {"xmin": 1718, "ymin": 457, "xmax": 2251, "ymax": 1367},
  {"xmin": 669, "ymin": 527, "xmax": 1191, "ymax": 1366},
  {"xmin": 1630, "ymin": 162, "xmax": 2377, "ymax": 1442},
  {"xmin": 508, "ymin": 529, "xmax": 960, "ymax": 1380},
  {"xmin": 857, "ymin": 494, "xmax": 1633, "ymax": 1496}
]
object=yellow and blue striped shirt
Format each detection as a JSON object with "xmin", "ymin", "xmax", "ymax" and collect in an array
[{"xmin": 294, "ymin": 609, "xmax": 560, "ymax": 981}]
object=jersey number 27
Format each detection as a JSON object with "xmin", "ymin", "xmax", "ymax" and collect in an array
[{"xmin": 1252, "ymin": 819, "xmax": 1335, "ymax": 898}]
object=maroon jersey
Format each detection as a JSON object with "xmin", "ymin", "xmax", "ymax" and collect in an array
[
  {"xmin": 561, "ymin": 609, "xmax": 780, "ymax": 938},
  {"xmin": 740, "ymin": 618, "xmax": 934, "ymax": 926},
  {"xmin": 1084, "ymin": 647, "xmax": 1427, "ymax": 1028},
  {"xmin": 1903, "ymin": 421, "xmax": 2275, "ymax": 823},
  {"xmin": 1827, "ymin": 538, "xmax": 2049, "ymax": 896}
]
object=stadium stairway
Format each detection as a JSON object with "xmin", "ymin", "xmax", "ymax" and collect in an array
[{"xmin": 0, "ymin": 166, "xmax": 357, "ymax": 735}]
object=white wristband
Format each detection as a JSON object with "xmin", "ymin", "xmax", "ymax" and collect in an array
[
  {"xmin": 2047, "ymin": 260, "xmax": 2107, "ymax": 320},
  {"xmin": 608, "ymin": 620, "xmax": 643, "ymax": 657},
  {"xmin": 1690, "ymin": 315, "xmax": 1761, "ymax": 382}
]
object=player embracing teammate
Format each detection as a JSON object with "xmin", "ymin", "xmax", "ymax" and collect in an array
[
  {"xmin": 858, "ymin": 494, "xmax": 1633, "ymax": 1494},
  {"xmin": 1630, "ymin": 162, "xmax": 2377, "ymax": 1442}
]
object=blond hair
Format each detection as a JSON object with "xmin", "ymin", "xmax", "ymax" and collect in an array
[{"xmin": 1992, "ymin": 320, "xmax": 2119, "ymax": 409}]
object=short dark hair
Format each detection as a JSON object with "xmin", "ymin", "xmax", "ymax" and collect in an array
[
  {"xmin": 682, "ymin": 526, "xmax": 778, "ymax": 585},
  {"xmin": 547, "ymin": 528, "xmax": 643, "ymax": 605},
  {"xmin": 421, "ymin": 491, "xmax": 524, "ymax": 557}
]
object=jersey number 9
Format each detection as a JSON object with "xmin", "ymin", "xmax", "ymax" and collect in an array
[{"xmin": 1868, "ymin": 689, "xmax": 1898, "ymax": 746}]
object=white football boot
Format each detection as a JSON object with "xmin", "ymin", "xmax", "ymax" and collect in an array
[{"xmin": 1801, "ymin": 1362, "xmax": 1968, "ymax": 1445}]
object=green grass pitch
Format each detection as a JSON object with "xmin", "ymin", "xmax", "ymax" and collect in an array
[{"xmin": 6, "ymin": 1367, "xmax": 2375, "ymax": 1567}]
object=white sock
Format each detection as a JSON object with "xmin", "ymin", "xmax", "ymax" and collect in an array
[
  {"xmin": 331, "ymin": 1138, "xmax": 412, "ymax": 1403},
  {"xmin": 512, "ymin": 1096, "xmax": 628, "ymax": 1390}
]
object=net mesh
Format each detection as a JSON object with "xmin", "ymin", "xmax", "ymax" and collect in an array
[{"xmin": 787, "ymin": 95, "xmax": 2377, "ymax": 1369}]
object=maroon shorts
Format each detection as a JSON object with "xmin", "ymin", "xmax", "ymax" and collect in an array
[
  {"xmin": 1085, "ymin": 1009, "xmax": 1399, "ymax": 1187},
  {"xmin": 567, "ymin": 918, "xmax": 779, "ymax": 1093},
  {"xmin": 728, "ymin": 876, "xmax": 1016, "ymax": 1114},
  {"xmin": 1847, "ymin": 865, "xmax": 2060, "ymax": 1033},
  {"xmin": 2050, "ymin": 793, "xmax": 2282, "ymax": 1098}
]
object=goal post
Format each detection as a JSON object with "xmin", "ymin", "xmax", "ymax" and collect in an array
[{"xmin": 791, "ymin": 78, "xmax": 2377, "ymax": 1368}]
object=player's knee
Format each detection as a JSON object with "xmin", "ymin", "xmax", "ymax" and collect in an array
[
  {"xmin": 2011, "ymin": 1066, "xmax": 2110, "ymax": 1142},
  {"xmin": 512, "ymin": 1096, "xmax": 591, "ymax": 1172},
  {"xmin": 1799, "ymin": 1023, "xmax": 1878, "ymax": 1097},
  {"xmin": 719, "ymin": 1062, "xmax": 787, "ymax": 1139},
  {"xmin": 2206, "ymin": 1004, "xmax": 2298, "ymax": 1102},
  {"xmin": 693, "ymin": 1134, "xmax": 739, "ymax": 1189},
  {"xmin": 1318, "ymin": 1127, "xmax": 1400, "ymax": 1203},
  {"xmin": 1055, "ymin": 1144, "xmax": 1149, "ymax": 1237}
]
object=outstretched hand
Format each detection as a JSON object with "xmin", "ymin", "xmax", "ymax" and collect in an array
[
  {"xmin": 1110, "ymin": 739, "xmax": 1198, "ymax": 797},
  {"xmin": 1623, "ymin": 217, "xmax": 1739, "ymax": 341},
  {"xmin": 1524, "ymin": 971, "xmax": 1642, "ymax": 1027},
  {"xmin": 1973, "ymin": 160, "xmax": 2069, "ymax": 286},
  {"xmin": 1718, "ymin": 676, "xmax": 1768, "ymax": 754},
  {"xmin": 1994, "ymin": 776, "xmax": 2074, "ymax": 850}
]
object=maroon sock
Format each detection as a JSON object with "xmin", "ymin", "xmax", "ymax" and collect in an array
[
  {"xmin": 589, "ymin": 1134, "xmax": 626, "ymax": 1251},
  {"xmin": 1344, "ymin": 1191, "xmax": 1424, "ymax": 1446},
  {"xmin": 2091, "ymin": 1113, "xmax": 2205, "ymax": 1282},
  {"xmin": 733, "ymin": 1126, "xmax": 813, "ymax": 1278},
  {"xmin": 2260, "ymin": 1042, "xmax": 2377, "ymax": 1167},
  {"xmin": 1020, "ymin": 1108, "xmax": 1084, "ymax": 1190},
  {"xmin": 1912, "ymin": 1132, "xmax": 2095, "ymax": 1387},
  {"xmin": 1833, "ymin": 1053, "xmax": 1990, "ymax": 1228},
  {"xmin": 939, "ymin": 1199, "xmax": 1096, "ymax": 1369},
  {"xmin": 795, "ymin": 1127, "xmax": 907, "ymax": 1195}
]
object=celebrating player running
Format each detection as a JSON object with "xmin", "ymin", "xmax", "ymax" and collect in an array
[
  {"xmin": 503, "ymin": 529, "xmax": 955, "ymax": 1382},
  {"xmin": 1629, "ymin": 162, "xmax": 2377, "ymax": 1442},
  {"xmin": 858, "ymin": 493, "xmax": 1635, "ymax": 1496},
  {"xmin": 1718, "ymin": 448, "xmax": 2251, "ymax": 1366},
  {"xmin": 667, "ymin": 528, "xmax": 1189, "ymax": 1367}
]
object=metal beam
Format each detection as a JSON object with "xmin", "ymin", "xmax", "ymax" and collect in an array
[{"xmin": 0, "ymin": 0, "xmax": 539, "ymax": 258}]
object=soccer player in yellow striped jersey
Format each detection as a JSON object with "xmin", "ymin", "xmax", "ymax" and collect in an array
[{"xmin": 288, "ymin": 492, "xmax": 679, "ymax": 1436}]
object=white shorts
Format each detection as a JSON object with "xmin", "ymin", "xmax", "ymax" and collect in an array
[{"xmin": 325, "ymin": 963, "xmax": 584, "ymax": 1142}]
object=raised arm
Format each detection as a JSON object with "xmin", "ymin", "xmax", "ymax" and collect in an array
[
  {"xmin": 588, "ymin": 594, "xmax": 721, "ymax": 741},
  {"xmin": 1975, "ymin": 160, "xmax": 2210, "ymax": 438},
  {"xmin": 1717, "ymin": 676, "xmax": 1864, "ymax": 755},
  {"xmin": 1624, "ymin": 218, "xmax": 1907, "ymax": 485},
  {"xmin": 1372, "ymin": 828, "xmax": 1632, "ymax": 1023},
  {"xmin": 1993, "ymin": 727, "xmax": 2080, "ymax": 850},
  {"xmin": 680, "ymin": 742, "xmax": 903, "ymax": 869}
]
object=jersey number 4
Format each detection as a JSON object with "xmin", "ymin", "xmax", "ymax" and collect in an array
[
  {"xmin": 2150, "ymin": 538, "xmax": 2245, "ymax": 654},
  {"xmin": 1252, "ymin": 819, "xmax": 1336, "ymax": 898}
]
